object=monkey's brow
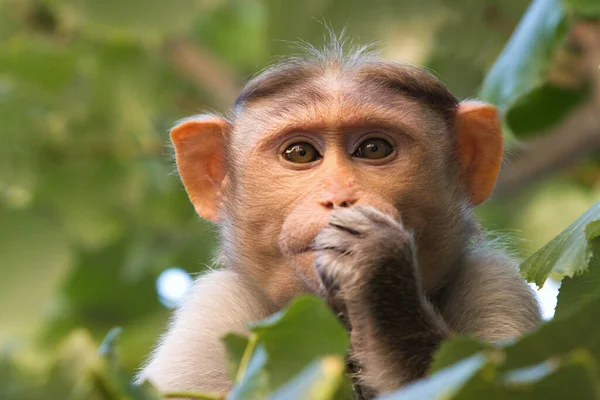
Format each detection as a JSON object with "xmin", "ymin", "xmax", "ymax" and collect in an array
[
  {"xmin": 257, "ymin": 117, "xmax": 421, "ymax": 147},
  {"xmin": 355, "ymin": 67, "xmax": 459, "ymax": 121},
  {"xmin": 236, "ymin": 63, "xmax": 458, "ymax": 122},
  {"xmin": 235, "ymin": 64, "xmax": 316, "ymax": 107}
]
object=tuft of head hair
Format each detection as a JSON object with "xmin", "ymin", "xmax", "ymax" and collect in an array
[
  {"xmin": 235, "ymin": 31, "xmax": 459, "ymax": 123},
  {"xmin": 235, "ymin": 31, "xmax": 376, "ymax": 107}
]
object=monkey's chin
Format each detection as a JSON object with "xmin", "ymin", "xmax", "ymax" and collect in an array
[{"xmin": 293, "ymin": 250, "xmax": 324, "ymax": 295}]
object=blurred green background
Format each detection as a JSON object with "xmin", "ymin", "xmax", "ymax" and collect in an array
[{"xmin": 0, "ymin": 0, "xmax": 599, "ymax": 380}]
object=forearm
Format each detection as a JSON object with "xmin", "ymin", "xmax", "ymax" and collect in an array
[{"xmin": 345, "ymin": 261, "xmax": 449, "ymax": 394}]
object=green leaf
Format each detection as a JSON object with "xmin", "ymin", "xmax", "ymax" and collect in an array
[
  {"xmin": 519, "ymin": 201, "xmax": 600, "ymax": 286},
  {"xmin": 586, "ymin": 220, "xmax": 600, "ymax": 240},
  {"xmin": 456, "ymin": 350, "xmax": 599, "ymax": 399},
  {"xmin": 378, "ymin": 354, "xmax": 488, "ymax": 400},
  {"xmin": 250, "ymin": 295, "xmax": 350, "ymax": 387},
  {"xmin": 222, "ymin": 333, "xmax": 250, "ymax": 380},
  {"xmin": 229, "ymin": 295, "xmax": 350, "ymax": 398},
  {"xmin": 505, "ymin": 84, "xmax": 588, "ymax": 137},
  {"xmin": 228, "ymin": 344, "xmax": 270, "ymax": 399},
  {"xmin": 270, "ymin": 356, "xmax": 351, "ymax": 400},
  {"xmin": 480, "ymin": 0, "xmax": 587, "ymax": 136},
  {"xmin": 430, "ymin": 336, "xmax": 491, "ymax": 374},
  {"xmin": 390, "ymin": 303, "xmax": 600, "ymax": 400},
  {"xmin": 502, "ymin": 292, "xmax": 600, "ymax": 371},
  {"xmin": 554, "ymin": 228, "xmax": 600, "ymax": 317},
  {"xmin": 505, "ymin": 351, "xmax": 599, "ymax": 399}
]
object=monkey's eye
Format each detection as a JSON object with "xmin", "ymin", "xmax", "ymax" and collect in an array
[
  {"xmin": 354, "ymin": 138, "xmax": 393, "ymax": 160},
  {"xmin": 283, "ymin": 142, "xmax": 321, "ymax": 163}
]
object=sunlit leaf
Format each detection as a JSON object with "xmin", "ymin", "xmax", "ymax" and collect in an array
[
  {"xmin": 519, "ymin": 201, "xmax": 600, "ymax": 286},
  {"xmin": 270, "ymin": 356, "xmax": 352, "ymax": 400},
  {"xmin": 554, "ymin": 226, "xmax": 600, "ymax": 317}
]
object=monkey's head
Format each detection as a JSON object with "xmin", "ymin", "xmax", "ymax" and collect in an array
[{"xmin": 170, "ymin": 46, "xmax": 503, "ymax": 305}]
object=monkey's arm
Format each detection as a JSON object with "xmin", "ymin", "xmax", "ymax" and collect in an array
[
  {"xmin": 343, "ymin": 252, "xmax": 449, "ymax": 395},
  {"xmin": 344, "ymin": 250, "xmax": 540, "ymax": 395},
  {"xmin": 314, "ymin": 207, "xmax": 541, "ymax": 396},
  {"xmin": 314, "ymin": 206, "xmax": 449, "ymax": 394},
  {"xmin": 439, "ymin": 248, "xmax": 541, "ymax": 341},
  {"xmin": 136, "ymin": 269, "xmax": 275, "ymax": 393}
]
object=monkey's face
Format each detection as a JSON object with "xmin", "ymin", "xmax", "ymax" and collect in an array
[
  {"xmin": 170, "ymin": 65, "xmax": 502, "ymax": 306},
  {"xmin": 223, "ymin": 81, "xmax": 467, "ymax": 303}
]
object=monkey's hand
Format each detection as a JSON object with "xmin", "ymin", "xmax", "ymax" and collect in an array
[
  {"xmin": 314, "ymin": 205, "xmax": 415, "ymax": 296},
  {"xmin": 313, "ymin": 206, "xmax": 448, "ymax": 395}
]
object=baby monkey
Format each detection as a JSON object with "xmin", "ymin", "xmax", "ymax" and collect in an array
[{"xmin": 138, "ymin": 41, "xmax": 541, "ymax": 397}]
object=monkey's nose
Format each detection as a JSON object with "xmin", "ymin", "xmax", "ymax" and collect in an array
[{"xmin": 320, "ymin": 197, "xmax": 358, "ymax": 210}]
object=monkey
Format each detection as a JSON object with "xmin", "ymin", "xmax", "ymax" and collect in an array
[{"xmin": 137, "ymin": 40, "xmax": 541, "ymax": 397}]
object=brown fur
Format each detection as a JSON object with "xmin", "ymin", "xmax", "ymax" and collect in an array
[{"xmin": 137, "ymin": 40, "xmax": 541, "ymax": 397}]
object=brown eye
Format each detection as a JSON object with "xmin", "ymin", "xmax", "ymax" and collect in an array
[
  {"xmin": 284, "ymin": 142, "xmax": 321, "ymax": 163},
  {"xmin": 354, "ymin": 138, "xmax": 393, "ymax": 160}
]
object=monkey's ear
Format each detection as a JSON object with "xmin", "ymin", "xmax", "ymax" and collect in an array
[
  {"xmin": 455, "ymin": 101, "xmax": 503, "ymax": 205},
  {"xmin": 170, "ymin": 115, "xmax": 229, "ymax": 222}
]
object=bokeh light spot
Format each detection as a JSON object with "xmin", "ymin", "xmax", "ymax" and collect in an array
[{"xmin": 156, "ymin": 267, "xmax": 193, "ymax": 308}]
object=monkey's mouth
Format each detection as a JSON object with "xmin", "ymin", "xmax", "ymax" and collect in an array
[
  {"xmin": 294, "ymin": 245, "xmax": 316, "ymax": 255},
  {"xmin": 279, "ymin": 239, "xmax": 316, "ymax": 256}
]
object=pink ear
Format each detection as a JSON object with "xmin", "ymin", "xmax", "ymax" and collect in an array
[
  {"xmin": 171, "ymin": 115, "xmax": 229, "ymax": 222},
  {"xmin": 455, "ymin": 101, "xmax": 503, "ymax": 205}
]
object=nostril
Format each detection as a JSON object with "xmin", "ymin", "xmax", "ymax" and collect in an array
[{"xmin": 319, "ymin": 198, "xmax": 357, "ymax": 209}]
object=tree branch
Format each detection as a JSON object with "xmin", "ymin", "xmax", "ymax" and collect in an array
[{"xmin": 494, "ymin": 102, "xmax": 600, "ymax": 197}]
